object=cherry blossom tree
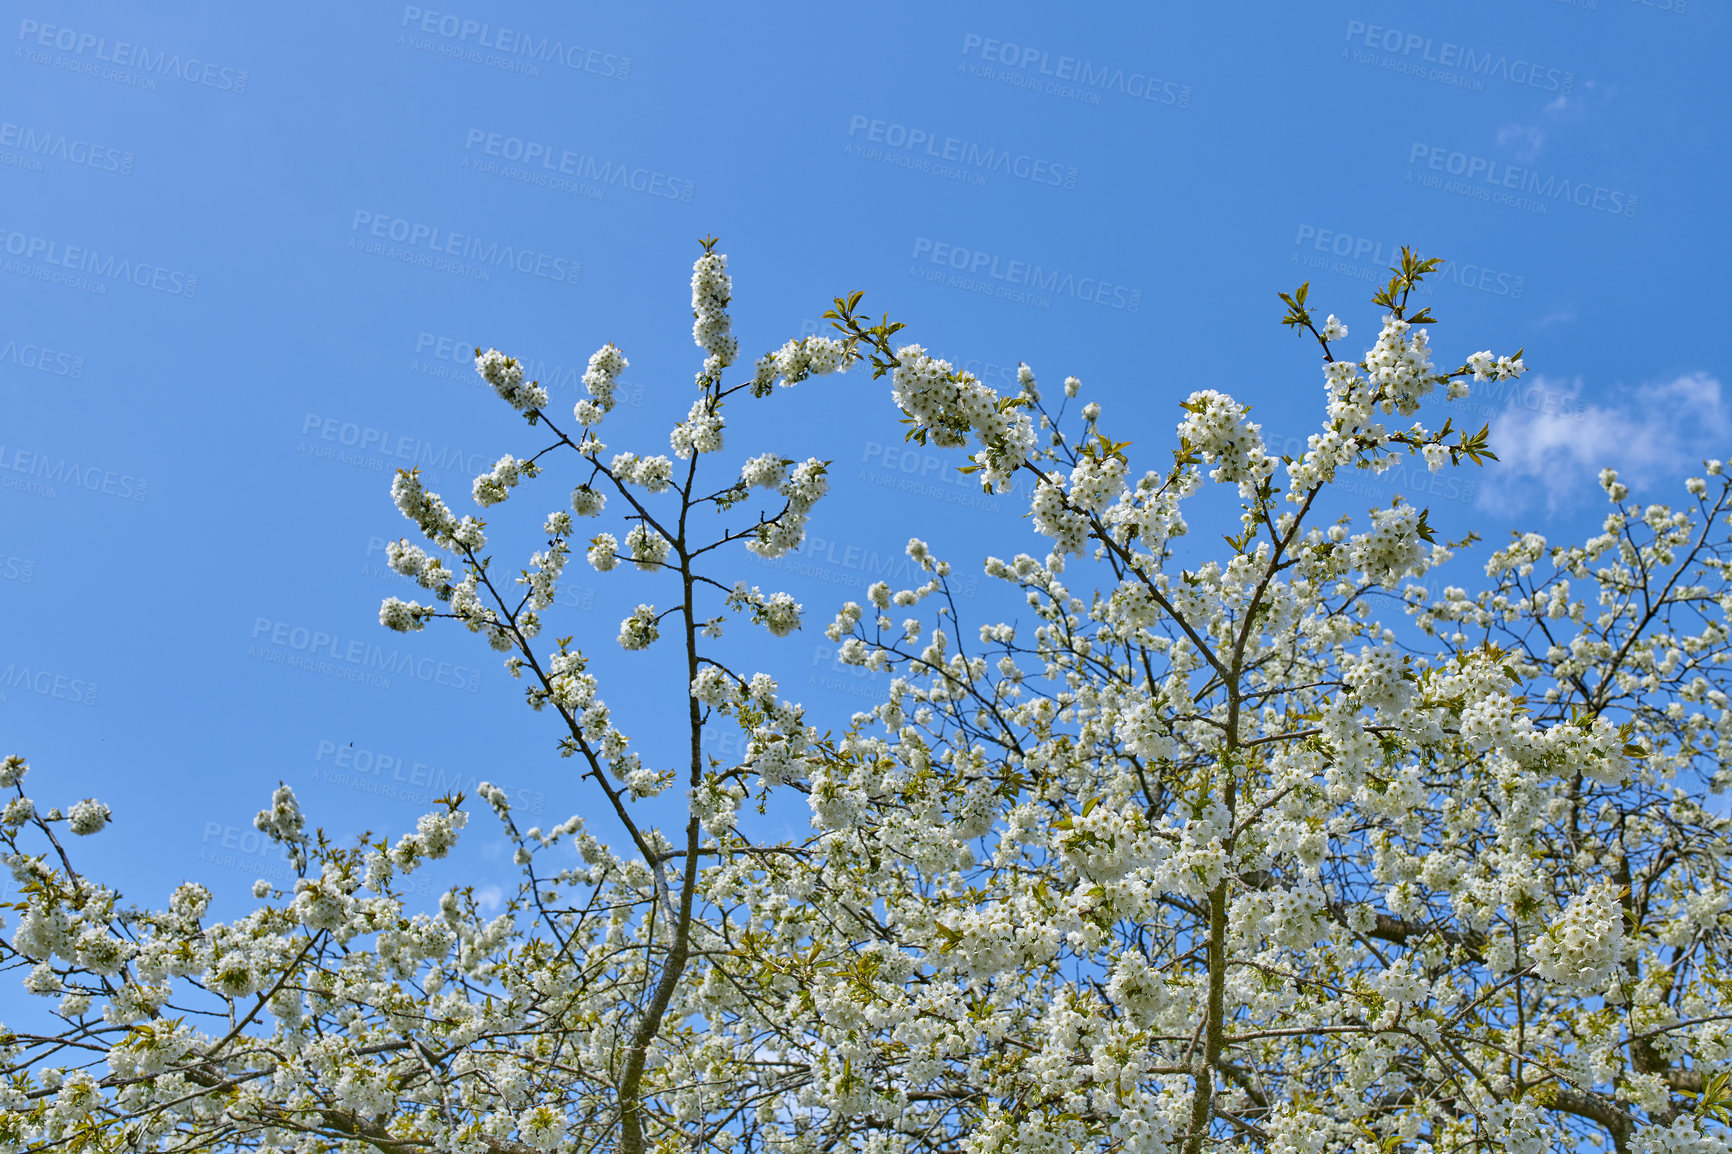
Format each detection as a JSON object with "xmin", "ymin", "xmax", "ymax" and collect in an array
[{"xmin": 4, "ymin": 242, "xmax": 1731, "ymax": 1154}]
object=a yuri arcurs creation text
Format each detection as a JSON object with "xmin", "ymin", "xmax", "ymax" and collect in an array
[{"xmin": 4, "ymin": 244, "xmax": 1730, "ymax": 1154}]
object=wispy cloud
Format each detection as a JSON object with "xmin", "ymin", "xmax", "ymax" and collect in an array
[
  {"xmin": 1494, "ymin": 82, "xmax": 1608, "ymax": 163},
  {"xmin": 1478, "ymin": 372, "xmax": 1726, "ymax": 514},
  {"xmin": 1496, "ymin": 121, "xmax": 1547, "ymax": 162}
]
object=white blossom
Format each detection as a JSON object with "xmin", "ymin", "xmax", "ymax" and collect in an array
[
  {"xmin": 475, "ymin": 347, "xmax": 548, "ymax": 413},
  {"xmin": 65, "ymin": 798, "xmax": 110, "ymax": 835}
]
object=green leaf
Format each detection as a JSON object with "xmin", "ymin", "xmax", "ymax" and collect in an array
[{"xmin": 1691, "ymin": 1069, "xmax": 1732, "ymax": 1124}]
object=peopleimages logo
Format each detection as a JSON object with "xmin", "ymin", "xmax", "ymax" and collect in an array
[
  {"xmin": 910, "ymin": 237, "xmax": 1143, "ymax": 311},
  {"xmin": 349, "ymin": 211, "xmax": 581, "ymax": 285},
  {"xmin": 0, "ymin": 662, "xmax": 99, "ymax": 707},
  {"xmin": 462, "ymin": 130, "xmax": 693, "ymax": 201},
  {"xmin": 1343, "ymin": 21, "xmax": 1574, "ymax": 95},
  {"xmin": 0, "ymin": 120, "xmax": 133, "ymax": 174},
  {"xmin": 1292, "ymin": 226, "xmax": 1525, "ymax": 299},
  {"xmin": 16, "ymin": 19, "xmax": 248, "ymax": 92},
  {"xmin": 249, "ymin": 617, "xmax": 482, "ymax": 693},
  {"xmin": 845, "ymin": 115, "xmax": 1078, "ymax": 189},
  {"xmin": 0, "ymin": 445, "xmax": 147, "ymax": 501},
  {"xmin": 0, "ymin": 226, "xmax": 198, "ymax": 296},
  {"xmin": 312, "ymin": 740, "xmax": 548, "ymax": 814},
  {"xmin": 959, "ymin": 34, "xmax": 1191, "ymax": 108},
  {"xmin": 300, "ymin": 412, "xmax": 490, "ymax": 473},
  {"xmin": 0, "ymin": 336, "xmax": 84, "ymax": 377},
  {"xmin": 399, "ymin": 8, "xmax": 629, "ymax": 79},
  {"xmin": 1405, "ymin": 143, "xmax": 1638, "ymax": 218}
]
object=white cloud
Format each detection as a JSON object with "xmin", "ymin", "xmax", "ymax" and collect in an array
[
  {"xmin": 1493, "ymin": 83, "xmax": 1606, "ymax": 163},
  {"xmin": 1478, "ymin": 372, "xmax": 1727, "ymax": 514},
  {"xmin": 1496, "ymin": 120, "xmax": 1547, "ymax": 161}
]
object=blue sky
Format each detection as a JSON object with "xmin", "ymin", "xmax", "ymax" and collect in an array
[{"xmin": 1, "ymin": 0, "xmax": 1727, "ymax": 922}]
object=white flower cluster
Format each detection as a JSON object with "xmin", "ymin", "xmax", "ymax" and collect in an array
[
  {"xmin": 448, "ymin": 572, "xmax": 508, "ymax": 648},
  {"xmin": 617, "ymin": 604, "xmax": 659, "ymax": 650},
  {"xmin": 691, "ymin": 771, "xmax": 746, "ymax": 835},
  {"xmin": 1630, "ymin": 1118, "xmax": 1731, "ymax": 1154},
  {"xmin": 1240, "ymin": 882, "xmax": 1331, "ymax": 951},
  {"xmin": 586, "ymin": 533, "xmax": 618, "ymax": 572},
  {"xmin": 391, "ymin": 469, "xmax": 486, "ymax": 553},
  {"xmin": 890, "ymin": 345, "xmax": 1035, "ymax": 492},
  {"xmin": 387, "ymin": 808, "xmax": 466, "ymax": 870},
  {"xmin": 1176, "ymin": 389, "xmax": 1275, "ymax": 494},
  {"xmin": 473, "ymin": 454, "xmax": 540, "ymax": 508},
  {"xmin": 521, "ymin": 537, "xmax": 567, "ymax": 611},
  {"xmin": 1030, "ymin": 475, "xmax": 1091, "ymax": 557},
  {"xmin": 1067, "ymin": 450, "xmax": 1129, "ymax": 514},
  {"xmin": 475, "ymin": 347, "xmax": 548, "ymax": 413},
  {"xmin": 576, "ymin": 343, "xmax": 628, "ymax": 426},
  {"xmin": 530, "ymin": 646, "xmax": 632, "ymax": 796},
  {"xmin": 722, "ymin": 679, "xmax": 814, "ymax": 790},
  {"xmin": 570, "ymin": 483, "xmax": 606, "ymax": 517},
  {"xmin": 624, "ymin": 523, "xmax": 670, "ymax": 570},
  {"xmin": 1097, "ymin": 478, "xmax": 1189, "ymax": 566},
  {"xmin": 740, "ymin": 453, "xmax": 790, "ymax": 490},
  {"xmin": 1286, "ymin": 312, "xmax": 1476, "ymax": 497},
  {"xmin": 1113, "ymin": 699, "xmax": 1174, "ymax": 762},
  {"xmin": 626, "ymin": 767, "xmax": 674, "ymax": 799},
  {"xmin": 378, "ymin": 523, "xmax": 474, "ymax": 635},
  {"xmin": 1529, "ymin": 881, "xmax": 1625, "ymax": 989},
  {"xmin": 610, "ymin": 452, "xmax": 674, "ymax": 494},
  {"xmin": 1345, "ymin": 644, "xmax": 1415, "ymax": 717},
  {"xmin": 670, "ymin": 396, "xmax": 724, "ymax": 458},
  {"xmin": 385, "ymin": 538, "xmax": 454, "ymax": 598},
  {"xmin": 1600, "ymin": 466, "xmax": 1630, "ymax": 503},
  {"xmin": 690, "ymin": 665, "xmax": 736, "ymax": 708},
  {"xmin": 1362, "ymin": 314, "xmax": 1436, "ymax": 415},
  {"xmin": 743, "ymin": 459, "xmax": 829, "ymax": 559},
  {"xmin": 474, "ymin": 780, "xmax": 513, "ymax": 819},
  {"xmin": 1349, "ymin": 503, "xmax": 1430, "ymax": 588},
  {"xmin": 759, "ymin": 592, "xmax": 802, "ymax": 636},
  {"xmin": 378, "ymin": 596, "xmax": 430, "ymax": 632},
  {"xmin": 65, "ymin": 798, "xmax": 110, "ymax": 835},
  {"xmin": 727, "ymin": 583, "xmax": 803, "ymax": 637},
  {"xmin": 752, "ymin": 336, "xmax": 851, "ymax": 395},
  {"xmin": 691, "ymin": 251, "xmax": 737, "ymax": 384},
  {"xmin": 516, "ymin": 1104, "xmax": 564, "ymax": 1152},
  {"xmin": 1466, "ymin": 349, "xmax": 1525, "ymax": 383},
  {"xmin": 888, "ymin": 346, "xmax": 975, "ymax": 449},
  {"xmin": 2, "ymin": 796, "xmax": 34, "ymax": 828},
  {"xmin": 253, "ymin": 783, "xmax": 305, "ymax": 849}
]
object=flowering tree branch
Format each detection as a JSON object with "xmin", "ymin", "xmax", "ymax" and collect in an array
[{"xmin": 3, "ymin": 243, "xmax": 1729, "ymax": 1154}]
